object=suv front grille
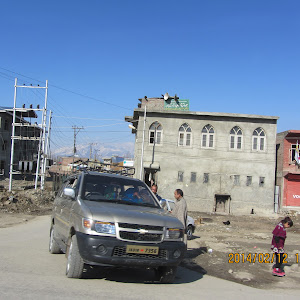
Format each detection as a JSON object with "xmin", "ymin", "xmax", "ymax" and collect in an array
[
  {"xmin": 112, "ymin": 246, "xmax": 167, "ymax": 259},
  {"xmin": 118, "ymin": 223, "xmax": 163, "ymax": 231},
  {"xmin": 119, "ymin": 231, "xmax": 162, "ymax": 242},
  {"xmin": 117, "ymin": 222, "xmax": 164, "ymax": 243}
]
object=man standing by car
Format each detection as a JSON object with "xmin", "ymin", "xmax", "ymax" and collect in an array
[
  {"xmin": 151, "ymin": 184, "xmax": 162, "ymax": 201},
  {"xmin": 172, "ymin": 189, "xmax": 187, "ymax": 230}
]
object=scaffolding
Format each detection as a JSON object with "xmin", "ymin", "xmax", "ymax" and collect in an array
[{"xmin": 8, "ymin": 78, "xmax": 51, "ymax": 191}]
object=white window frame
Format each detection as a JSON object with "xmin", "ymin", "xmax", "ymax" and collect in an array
[
  {"xmin": 252, "ymin": 127, "xmax": 266, "ymax": 152},
  {"xmin": 149, "ymin": 122, "xmax": 163, "ymax": 145},
  {"xmin": 229, "ymin": 126, "xmax": 243, "ymax": 150},
  {"xmin": 201, "ymin": 124, "xmax": 215, "ymax": 148},
  {"xmin": 290, "ymin": 143, "xmax": 300, "ymax": 164},
  {"xmin": 178, "ymin": 123, "xmax": 192, "ymax": 147}
]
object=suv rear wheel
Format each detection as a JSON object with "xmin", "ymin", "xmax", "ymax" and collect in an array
[{"xmin": 66, "ymin": 235, "xmax": 85, "ymax": 278}]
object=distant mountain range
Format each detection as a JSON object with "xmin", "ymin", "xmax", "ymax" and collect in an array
[{"xmin": 51, "ymin": 142, "xmax": 135, "ymax": 160}]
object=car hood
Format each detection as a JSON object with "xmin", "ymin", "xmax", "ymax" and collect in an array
[{"xmin": 82, "ymin": 200, "xmax": 183, "ymax": 228}]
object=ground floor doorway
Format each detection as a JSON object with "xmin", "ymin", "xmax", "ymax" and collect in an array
[
  {"xmin": 214, "ymin": 194, "xmax": 231, "ymax": 213},
  {"xmin": 144, "ymin": 169, "xmax": 159, "ymax": 187}
]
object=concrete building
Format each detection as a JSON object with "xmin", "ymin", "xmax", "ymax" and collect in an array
[
  {"xmin": 276, "ymin": 130, "xmax": 300, "ymax": 210},
  {"xmin": 126, "ymin": 96, "xmax": 279, "ymax": 215},
  {"xmin": 0, "ymin": 106, "xmax": 40, "ymax": 177}
]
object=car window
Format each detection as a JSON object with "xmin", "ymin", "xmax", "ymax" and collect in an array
[
  {"xmin": 81, "ymin": 174, "xmax": 159, "ymax": 208},
  {"xmin": 61, "ymin": 177, "xmax": 77, "ymax": 199}
]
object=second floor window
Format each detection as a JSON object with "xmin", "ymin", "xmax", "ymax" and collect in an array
[
  {"xmin": 291, "ymin": 143, "xmax": 300, "ymax": 164},
  {"xmin": 202, "ymin": 124, "xmax": 215, "ymax": 148},
  {"xmin": 178, "ymin": 123, "xmax": 192, "ymax": 146},
  {"xmin": 252, "ymin": 127, "xmax": 266, "ymax": 151},
  {"xmin": 149, "ymin": 122, "xmax": 162, "ymax": 145},
  {"xmin": 230, "ymin": 126, "xmax": 243, "ymax": 150}
]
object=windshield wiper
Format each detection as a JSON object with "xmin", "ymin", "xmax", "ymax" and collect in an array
[
  {"xmin": 115, "ymin": 199, "xmax": 141, "ymax": 205},
  {"xmin": 138, "ymin": 203, "xmax": 158, "ymax": 208}
]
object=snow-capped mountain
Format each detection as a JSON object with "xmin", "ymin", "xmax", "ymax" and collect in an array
[{"xmin": 51, "ymin": 142, "xmax": 134, "ymax": 159}]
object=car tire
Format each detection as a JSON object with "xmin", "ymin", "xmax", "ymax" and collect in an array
[
  {"xmin": 66, "ymin": 234, "xmax": 85, "ymax": 278},
  {"xmin": 155, "ymin": 266, "xmax": 177, "ymax": 283},
  {"xmin": 187, "ymin": 225, "xmax": 193, "ymax": 240},
  {"xmin": 49, "ymin": 225, "xmax": 61, "ymax": 254}
]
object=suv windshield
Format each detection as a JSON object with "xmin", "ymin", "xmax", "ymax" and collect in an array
[{"xmin": 81, "ymin": 174, "xmax": 159, "ymax": 208}]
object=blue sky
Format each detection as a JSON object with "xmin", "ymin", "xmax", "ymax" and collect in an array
[{"xmin": 0, "ymin": 0, "xmax": 299, "ymax": 156}]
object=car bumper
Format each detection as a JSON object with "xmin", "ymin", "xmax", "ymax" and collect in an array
[{"xmin": 76, "ymin": 232, "xmax": 186, "ymax": 267}]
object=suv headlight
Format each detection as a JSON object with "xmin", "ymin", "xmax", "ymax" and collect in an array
[
  {"xmin": 165, "ymin": 228, "xmax": 183, "ymax": 240},
  {"xmin": 95, "ymin": 221, "xmax": 116, "ymax": 235},
  {"xmin": 83, "ymin": 218, "xmax": 116, "ymax": 235}
]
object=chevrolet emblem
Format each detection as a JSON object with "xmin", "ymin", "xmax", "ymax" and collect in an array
[{"xmin": 137, "ymin": 229, "xmax": 148, "ymax": 234}]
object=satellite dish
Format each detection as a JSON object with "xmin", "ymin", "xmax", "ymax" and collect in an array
[{"xmin": 164, "ymin": 93, "xmax": 170, "ymax": 101}]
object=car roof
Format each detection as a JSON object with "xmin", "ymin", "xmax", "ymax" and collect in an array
[{"xmin": 82, "ymin": 171, "xmax": 141, "ymax": 182}]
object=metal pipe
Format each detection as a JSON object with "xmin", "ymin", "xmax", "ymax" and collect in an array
[
  {"xmin": 139, "ymin": 105, "xmax": 146, "ymax": 180},
  {"xmin": 8, "ymin": 78, "xmax": 18, "ymax": 191}
]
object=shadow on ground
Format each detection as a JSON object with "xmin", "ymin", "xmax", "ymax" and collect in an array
[{"xmin": 82, "ymin": 264, "xmax": 205, "ymax": 284}]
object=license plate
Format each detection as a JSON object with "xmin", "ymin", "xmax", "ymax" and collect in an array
[{"xmin": 126, "ymin": 245, "xmax": 159, "ymax": 255}]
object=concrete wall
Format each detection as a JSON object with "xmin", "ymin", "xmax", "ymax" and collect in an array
[{"xmin": 132, "ymin": 108, "xmax": 278, "ymax": 215}]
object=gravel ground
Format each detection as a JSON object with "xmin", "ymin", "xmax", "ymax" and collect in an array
[{"xmin": 184, "ymin": 212, "xmax": 300, "ymax": 290}]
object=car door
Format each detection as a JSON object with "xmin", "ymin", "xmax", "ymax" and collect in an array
[
  {"xmin": 53, "ymin": 181, "xmax": 70, "ymax": 243},
  {"xmin": 59, "ymin": 176, "xmax": 80, "ymax": 243}
]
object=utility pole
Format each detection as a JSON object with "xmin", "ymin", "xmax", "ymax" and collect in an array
[
  {"xmin": 94, "ymin": 149, "xmax": 101, "ymax": 161},
  {"xmin": 9, "ymin": 78, "xmax": 17, "ymax": 192},
  {"xmin": 72, "ymin": 126, "xmax": 84, "ymax": 172},
  {"xmin": 41, "ymin": 110, "xmax": 52, "ymax": 189},
  {"xmin": 89, "ymin": 143, "xmax": 97, "ymax": 160},
  {"xmin": 39, "ymin": 80, "xmax": 48, "ymax": 189},
  {"xmin": 35, "ymin": 80, "xmax": 48, "ymax": 190}
]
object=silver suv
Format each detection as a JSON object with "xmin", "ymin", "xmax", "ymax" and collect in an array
[{"xmin": 49, "ymin": 171, "xmax": 186, "ymax": 283}]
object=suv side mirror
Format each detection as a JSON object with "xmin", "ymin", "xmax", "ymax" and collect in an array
[
  {"xmin": 160, "ymin": 199, "xmax": 166, "ymax": 207},
  {"xmin": 63, "ymin": 188, "xmax": 75, "ymax": 199}
]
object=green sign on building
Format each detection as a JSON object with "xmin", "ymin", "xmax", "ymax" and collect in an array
[{"xmin": 164, "ymin": 99, "xmax": 189, "ymax": 111}]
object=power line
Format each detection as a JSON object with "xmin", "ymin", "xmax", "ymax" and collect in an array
[
  {"xmin": 54, "ymin": 116, "xmax": 122, "ymax": 121},
  {"xmin": 53, "ymin": 122, "xmax": 125, "ymax": 128},
  {"xmin": 0, "ymin": 67, "xmax": 131, "ymax": 111}
]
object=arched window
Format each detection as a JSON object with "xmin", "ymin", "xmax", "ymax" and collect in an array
[
  {"xmin": 230, "ymin": 126, "xmax": 243, "ymax": 150},
  {"xmin": 252, "ymin": 127, "xmax": 266, "ymax": 151},
  {"xmin": 149, "ymin": 122, "xmax": 162, "ymax": 145},
  {"xmin": 178, "ymin": 123, "xmax": 192, "ymax": 146},
  {"xmin": 201, "ymin": 124, "xmax": 215, "ymax": 148}
]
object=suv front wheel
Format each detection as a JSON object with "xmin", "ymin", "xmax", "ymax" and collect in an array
[
  {"xmin": 49, "ymin": 225, "xmax": 61, "ymax": 254},
  {"xmin": 66, "ymin": 234, "xmax": 85, "ymax": 278}
]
